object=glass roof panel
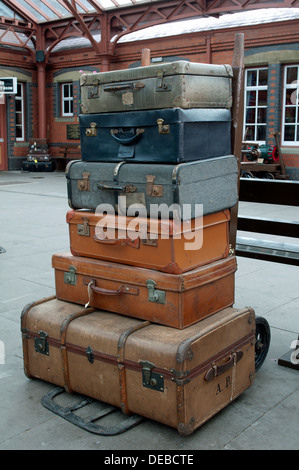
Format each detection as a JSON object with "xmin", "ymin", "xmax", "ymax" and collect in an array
[
  {"xmin": 39, "ymin": 0, "xmax": 70, "ymax": 16},
  {"xmin": 0, "ymin": 3, "xmax": 23, "ymax": 19}
]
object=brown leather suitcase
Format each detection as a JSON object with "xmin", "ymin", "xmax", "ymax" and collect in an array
[
  {"xmin": 52, "ymin": 252, "xmax": 237, "ymax": 329},
  {"xmin": 67, "ymin": 209, "xmax": 231, "ymax": 274},
  {"xmin": 21, "ymin": 297, "xmax": 255, "ymax": 435}
]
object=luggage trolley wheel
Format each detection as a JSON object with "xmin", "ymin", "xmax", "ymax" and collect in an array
[{"xmin": 255, "ymin": 316, "xmax": 271, "ymax": 371}]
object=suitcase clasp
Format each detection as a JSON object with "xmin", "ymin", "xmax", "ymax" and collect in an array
[
  {"xmin": 140, "ymin": 360, "xmax": 164, "ymax": 392},
  {"xmin": 86, "ymin": 346, "xmax": 95, "ymax": 364},
  {"xmin": 156, "ymin": 118, "xmax": 169, "ymax": 134},
  {"xmin": 77, "ymin": 217, "xmax": 90, "ymax": 237},
  {"xmin": 146, "ymin": 279, "xmax": 166, "ymax": 304},
  {"xmin": 64, "ymin": 266, "xmax": 77, "ymax": 286},
  {"xmin": 34, "ymin": 331, "xmax": 49, "ymax": 356},
  {"xmin": 156, "ymin": 71, "xmax": 172, "ymax": 92},
  {"xmin": 77, "ymin": 172, "xmax": 90, "ymax": 191},
  {"xmin": 85, "ymin": 122, "xmax": 97, "ymax": 137},
  {"xmin": 146, "ymin": 175, "xmax": 163, "ymax": 197}
]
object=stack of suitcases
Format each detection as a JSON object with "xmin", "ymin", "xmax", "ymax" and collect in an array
[{"xmin": 21, "ymin": 58, "xmax": 257, "ymax": 436}]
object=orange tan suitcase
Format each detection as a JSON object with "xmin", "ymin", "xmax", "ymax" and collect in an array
[
  {"xmin": 21, "ymin": 297, "xmax": 255, "ymax": 436},
  {"xmin": 52, "ymin": 252, "xmax": 237, "ymax": 329},
  {"xmin": 66, "ymin": 209, "xmax": 231, "ymax": 274}
]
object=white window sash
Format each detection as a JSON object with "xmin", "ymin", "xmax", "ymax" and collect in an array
[
  {"xmin": 15, "ymin": 83, "xmax": 25, "ymax": 142},
  {"xmin": 243, "ymin": 67, "xmax": 268, "ymax": 144},
  {"xmin": 61, "ymin": 83, "xmax": 73, "ymax": 117},
  {"xmin": 282, "ymin": 65, "xmax": 299, "ymax": 146}
]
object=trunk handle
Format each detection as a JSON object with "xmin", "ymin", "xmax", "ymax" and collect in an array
[
  {"xmin": 204, "ymin": 350, "xmax": 243, "ymax": 382},
  {"xmin": 84, "ymin": 278, "xmax": 139, "ymax": 299},
  {"xmin": 103, "ymin": 81, "xmax": 145, "ymax": 93},
  {"xmin": 110, "ymin": 128, "xmax": 144, "ymax": 145}
]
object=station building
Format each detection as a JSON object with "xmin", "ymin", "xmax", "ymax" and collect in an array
[{"xmin": 0, "ymin": 2, "xmax": 299, "ymax": 179}]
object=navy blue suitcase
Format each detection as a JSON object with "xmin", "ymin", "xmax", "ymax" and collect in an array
[{"xmin": 79, "ymin": 108, "xmax": 231, "ymax": 164}]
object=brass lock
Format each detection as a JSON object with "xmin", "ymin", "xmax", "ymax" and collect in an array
[
  {"xmin": 156, "ymin": 118, "xmax": 169, "ymax": 134},
  {"xmin": 85, "ymin": 122, "xmax": 97, "ymax": 137}
]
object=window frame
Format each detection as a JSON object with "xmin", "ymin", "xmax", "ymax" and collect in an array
[
  {"xmin": 61, "ymin": 82, "xmax": 74, "ymax": 117},
  {"xmin": 243, "ymin": 67, "xmax": 268, "ymax": 144},
  {"xmin": 15, "ymin": 82, "xmax": 25, "ymax": 142},
  {"xmin": 282, "ymin": 64, "xmax": 299, "ymax": 146}
]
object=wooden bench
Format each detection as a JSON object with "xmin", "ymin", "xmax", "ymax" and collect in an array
[{"xmin": 54, "ymin": 145, "xmax": 81, "ymax": 171}]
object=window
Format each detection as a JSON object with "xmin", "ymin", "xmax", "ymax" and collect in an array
[
  {"xmin": 61, "ymin": 82, "xmax": 73, "ymax": 116},
  {"xmin": 282, "ymin": 65, "xmax": 299, "ymax": 145},
  {"xmin": 243, "ymin": 68, "xmax": 268, "ymax": 142},
  {"xmin": 15, "ymin": 83, "xmax": 25, "ymax": 141}
]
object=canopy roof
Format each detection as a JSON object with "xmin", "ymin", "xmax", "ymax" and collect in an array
[
  {"xmin": 1, "ymin": 0, "xmax": 299, "ymax": 62},
  {"xmin": 1, "ymin": 0, "xmax": 162, "ymax": 24}
]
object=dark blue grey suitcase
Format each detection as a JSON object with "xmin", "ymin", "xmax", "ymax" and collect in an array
[
  {"xmin": 79, "ymin": 108, "xmax": 231, "ymax": 164},
  {"xmin": 66, "ymin": 155, "xmax": 238, "ymax": 220}
]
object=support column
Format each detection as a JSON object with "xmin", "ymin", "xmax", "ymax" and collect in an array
[
  {"xmin": 37, "ymin": 62, "xmax": 47, "ymax": 139},
  {"xmin": 101, "ymin": 55, "xmax": 111, "ymax": 72}
]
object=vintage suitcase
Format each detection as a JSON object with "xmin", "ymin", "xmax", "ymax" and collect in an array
[
  {"xmin": 79, "ymin": 108, "xmax": 231, "ymax": 163},
  {"xmin": 80, "ymin": 61, "xmax": 233, "ymax": 114},
  {"xmin": 66, "ymin": 155, "xmax": 238, "ymax": 220},
  {"xmin": 66, "ymin": 209, "xmax": 231, "ymax": 274},
  {"xmin": 22, "ymin": 160, "xmax": 56, "ymax": 172},
  {"xmin": 52, "ymin": 252, "xmax": 237, "ymax": 329},
  {"xmin": 21, "ymin": 297, "xmax": 255, "ymax": 435}
]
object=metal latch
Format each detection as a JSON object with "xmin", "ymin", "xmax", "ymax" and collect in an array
[
  {"xmin": 146, "ymin": 279, "xmax": 166, "ymax": 304},
  {"xmin": 34, "ymin": 331, "xmax": 49, "ymax": 356},
  {"xmin": 64, "ymin": 266, "xmax": 77, "ymax": 286},
  {"xmin": 87, "ymin": 86, "xmax": 99, "ymax": 99},
  {"xmin": 86, "ymin": 346, "xmax": 94, "ymax": 364},
  {"xmin": 156, "ymin": 71, "xmax": 172, "ymax": 92},
  {"xmin": 77, "ymin": 172, "xmax": 90, "ymax": 191},
  {"xmin": 140, "ymin": 360, "xmax": 164, "ymax": 392},
  {"xmin": 156, "ymin": 118, "xmax": 169, "ymax": 134},
  {"xmin": 146, "ymin": 175, "xmax": 163, "ymax": 197},
  {"xmin": 85, "ymin": 122, "xmax": 97, "ymax": 137},
  {"xmin": 77, "ymin": 217, "xmax": 90, "ymax": 237}
]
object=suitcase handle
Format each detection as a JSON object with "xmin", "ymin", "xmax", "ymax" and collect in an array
[
  {"xmin": 93, "ymin": 234, "xmax": 140, "ymax": 248},
  {"xmin": 103, "ymin": 81, "xmax": 145, "ymax": 93},
  {"xmin": 204, "ymin": 350, "xmax": 243, "ymax": 382},
  {"xmin": 97, "ymin": 183, "xmax": 137, "ymax": 193},
  {"xmin": 84, "ymin": 279, "xmax": 139, "ymax": 297},
  {"xmin": 110, "ymin": 128, "xmax": 144, "ymax": 145}
]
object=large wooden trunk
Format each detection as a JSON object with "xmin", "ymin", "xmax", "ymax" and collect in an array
[
  {"xmin": 80, "ymin": 61, "xmax": 233, "ymax": 114},
  {"xmin": 66, "ymin": 155, "xmax": 238, "ymax": 220},
  {"xmin": 52, "ymin": 252, "xmax": 237, "ymax": 329},
  {"xmin": 21, "ymin": 297, "xmax": 255, "ymax": 435},
  {"xmin": 67, "ymin": 209, "xmax": 231, "ymax": 274},
  {"xmin": 79, "ymin": 108, "xmax": 231, "ymax": 163}
]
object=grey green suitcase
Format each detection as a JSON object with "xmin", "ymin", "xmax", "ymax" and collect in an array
[
  {"xmin": 66, "ymin": 155, "xmax": 238, "ymax": 220},
  {"xmin": 80, "ymin": 61, "xmax": 233, "ymax": 114},
  {"xmin": 79, "ymin": 108, "xmax": 231, "ymax": 163}
]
